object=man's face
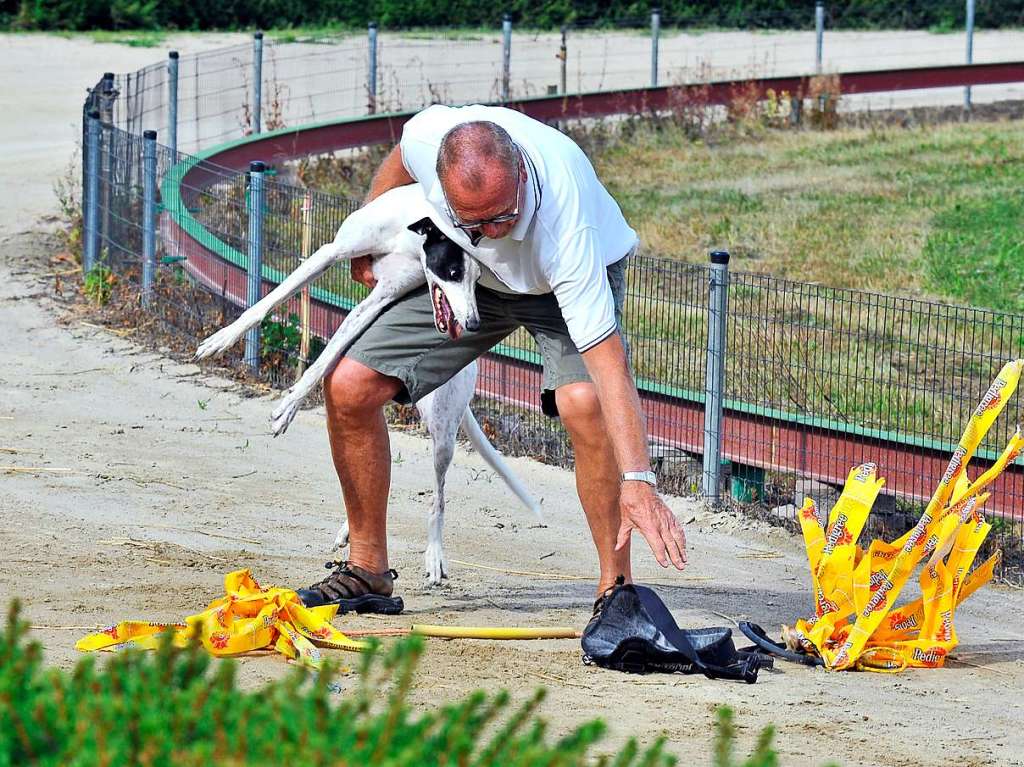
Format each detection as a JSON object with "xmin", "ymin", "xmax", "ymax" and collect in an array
[{"xmin": 442, "ymin": 161, "xmax": 526, "ymax": 242}]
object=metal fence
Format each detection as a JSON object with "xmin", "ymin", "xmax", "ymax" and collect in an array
[
  {"xmin": 86, "ymin": 7, "xmax": 1021, "ymax": 158},
  {"xmin": 80, "ymin": 14, "xmax": 1024, "ymax": 581}
]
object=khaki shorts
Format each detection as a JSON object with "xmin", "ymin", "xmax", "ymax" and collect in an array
[{"xmin": 346, "ymin": 256, "xmax": 630, "ymax": 417}]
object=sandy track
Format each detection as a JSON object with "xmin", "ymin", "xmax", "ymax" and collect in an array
[
  {"xmin": 4, "ymin": 230, "xmax": 1024, "ymax": 765},
  {"xmin": 2, "ymin": 31, "xmax": 1024, "ymax": 767}
]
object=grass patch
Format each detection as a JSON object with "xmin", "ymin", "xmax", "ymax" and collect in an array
[
  {"xmin": 77, "ymin": 29, "xmax": 168, "ymax": 47},
  {"xmin": 594, "ymin": 118, "xmax": 1024, "ymax": 310},
  {"xmin": 924, "ymin": 192, "xmax": 1024, "ymax": 313}
]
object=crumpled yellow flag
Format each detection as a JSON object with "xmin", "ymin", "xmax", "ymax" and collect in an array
[
  {"xmin": 789, "ymin": 359, "xmax": 1023, "ymax": 672},
  {"xmin": 77, "ymin": 569, "xmax": 366, "ymax": 668}
]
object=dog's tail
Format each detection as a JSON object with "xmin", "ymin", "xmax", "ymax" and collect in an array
[{"xmin": 460, "ymin": 408, "xmax": 545, "ymax": 525}]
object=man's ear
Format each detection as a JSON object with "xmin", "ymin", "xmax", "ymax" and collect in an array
[{"xmin": 407, "ymin": 217, "xmax": 434, "ymax": 235}]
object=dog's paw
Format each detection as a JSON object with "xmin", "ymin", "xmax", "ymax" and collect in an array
[
  {"xmin": 332, "ymin": 523, "xmax": 349, "ymax": 552},
  {"xmin": 195, "ymin": 326, "xmax": 243, "ymax": 361},
  {"xmin": 270, "ymin": 390, "xmax": 303, "ymax": 436},
  {"xmin": 423, "ymin": 542, "xmax": 448, "ymax": 586}
]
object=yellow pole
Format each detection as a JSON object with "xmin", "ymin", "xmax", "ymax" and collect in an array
[{"xmin": 297, "ymin": 191, "xmax": 313, "ymax": 380}]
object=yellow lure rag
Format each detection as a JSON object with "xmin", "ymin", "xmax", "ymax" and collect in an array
[{"xmin": 76, "ymin": 569, "xmax": 367, "ymax": 668}]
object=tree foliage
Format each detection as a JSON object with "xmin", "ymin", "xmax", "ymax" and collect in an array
[{"xmin": 4, "ymin": 0, "xmax": 1023, "ymax": 31}]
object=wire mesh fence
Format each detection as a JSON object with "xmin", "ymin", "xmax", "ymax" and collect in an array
[
  {"xmin": 80, "ymin": 18, "xmax": 1024, "ymax": 582},
  {"xmin": 90, "ymin": 14, "xmax": 1024, "ymax": 154}
]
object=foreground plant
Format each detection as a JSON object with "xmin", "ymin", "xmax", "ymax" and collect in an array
[{"xmin": 1, "ymin": 600, "xmax": 805, "ymax": 766}]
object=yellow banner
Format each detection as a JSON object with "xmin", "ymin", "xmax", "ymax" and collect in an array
[{"xmin": 790, "ymin": 360, "xmax": 1021, "ymax": 672}]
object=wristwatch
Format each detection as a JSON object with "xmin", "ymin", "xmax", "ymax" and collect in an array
[{"xmin": 621, "ymin": 470, "xmax": 657, "ymax": 487}]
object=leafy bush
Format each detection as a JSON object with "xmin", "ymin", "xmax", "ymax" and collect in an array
[
  {"xmin": 5, "ymin": 0, "xmax": 1024, "ymax": 31},
  {"xmin": 82, "ymin": 264, "xmax": 115, "ymax": 305},
  {"xmin": 260, "ymin": 312, "xmax": 326, "ymax": 366},
  {"xmin": 0, "ymin": 600, "xmax": 797, "ymax": 767}
]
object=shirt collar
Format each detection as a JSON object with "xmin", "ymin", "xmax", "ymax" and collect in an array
[{"xmin": 506, "ymin": 165, "xmax": 537, "ymax": 242}]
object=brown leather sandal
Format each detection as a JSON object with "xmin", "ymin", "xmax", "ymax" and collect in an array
[{"xmin": 296, "ymin": 561, "xmax": 404, "ymax": 614}]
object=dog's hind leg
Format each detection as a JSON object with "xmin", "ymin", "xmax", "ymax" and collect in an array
[
  {"xmin": 195, "ymin": 239, "xmax": 348, "ymax": 361},
  {"xmin": 194, "ymin": 193, "xmax": 418, "ymax": 362}
]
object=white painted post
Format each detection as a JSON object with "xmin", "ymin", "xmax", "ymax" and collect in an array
[
  {"xmin": 252, "ymin": 32, "xmax": 263, "ymax": 134},
  {"xmin": 142, "ymin": 130, "xmax": 157, "ymax": 306},
  {"xmin": 651, "ymin": 7, "xmax": 661, "ymax": 87},
  {"xmin": 84, "ymin": 110, "xmax": 101, "ymax": 275},
  {"xmin": 502, "ymin": 13, "xmax": 512, "ymax": 103},
  {"xmin": 815, "ymin": 2, "xmax": 824, "ymax": 74},
  {"xmin": 167, "ymin": 51, "xmax": 179, "ymax": 158},
  {"xmin": 368, "ymin": 22, "xmax": 378, "ymax": 114}
]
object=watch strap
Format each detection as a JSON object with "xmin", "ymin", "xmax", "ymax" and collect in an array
[{"xmin": 621, "ymin": 470, "xmax": 657, "ymax": 487}]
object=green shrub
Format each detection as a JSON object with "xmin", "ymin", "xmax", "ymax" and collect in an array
[
  {"xmin": 0, "ymin": 600, "xmax": 800, "ymax": 767},
  {"xmin": 5, "ymin": 0, "xmax": 1024, "ymax": 32},
  {"xmin": 260, "ymin": 312, "xmax": 326, "ymax": 364},
  {"xmin": 82, "ymin": 264, "xmax": 115, "ymax": 305}
]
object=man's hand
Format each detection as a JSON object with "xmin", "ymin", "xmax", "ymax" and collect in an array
[
  {"xmin": 614, "ymin": 481, "xmax": 687, "ymax": 569},
  {"xmin": 350, "ymin": 255, "xmax": 376, "ymax": 289}
]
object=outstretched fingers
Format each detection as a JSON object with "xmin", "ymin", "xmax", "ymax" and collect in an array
[{"xmin": 616, "ymin": 489, "xmax": 688, "ymax": 571}]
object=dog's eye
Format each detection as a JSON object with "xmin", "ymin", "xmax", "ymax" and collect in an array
[{"xmin": 448, "ymin": 266, "xmax": 460, "ymax": 280}]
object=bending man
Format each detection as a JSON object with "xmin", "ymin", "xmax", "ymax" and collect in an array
[{"xmin": 297, "ymin": 104, "xmax": 687, "ymax": 612}]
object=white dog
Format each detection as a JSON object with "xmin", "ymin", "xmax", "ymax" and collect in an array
[{"xmin": 195, "ymin": 184, "xmax": 543, "ymax": 584}]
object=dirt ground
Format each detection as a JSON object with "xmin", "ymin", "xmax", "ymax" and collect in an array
[{"xmin": 3, "ymin": 31, "xmax": 1024, "ymax": 767}]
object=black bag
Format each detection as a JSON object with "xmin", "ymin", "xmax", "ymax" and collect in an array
[{"xmin": 581, "ymin": 581, "xmax": 763, "ymax": 683}]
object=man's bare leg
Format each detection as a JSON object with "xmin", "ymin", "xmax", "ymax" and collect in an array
[
  {"xmin": 556, "ymin": 382, "xmax": 632, "ymax": 596},
  {"xmin": 323, "ymin": 357, "xmax": 403, "ymax": 574}
]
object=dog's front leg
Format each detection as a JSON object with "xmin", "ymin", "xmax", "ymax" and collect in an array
[
  {"xmin": 416, "ymin": 367, "xmax": 475, "ymax": 586},
  {"xmin": 418, "ymin": 388, "xmax": 459, "ymax": 586},
  {"xmin": 332, "ymin": 521, "xmax": 349, "ymax": 552}
]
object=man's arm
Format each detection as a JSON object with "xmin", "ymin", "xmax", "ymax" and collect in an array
[
  {"xmin": 351, "ymin": 145, "xmax": 416, "ymax": 288},
  {"xmin": 581, "ymin": 334, "xmax": 688, "ymax": 570}
]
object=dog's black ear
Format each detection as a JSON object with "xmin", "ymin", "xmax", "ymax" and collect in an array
[{"xmin": 407, "ymin": 217, "xmax": 435, "ymax": 235}]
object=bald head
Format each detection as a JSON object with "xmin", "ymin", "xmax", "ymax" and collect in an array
[
  {"xmin": 436, "ymin": 121, "xmax": 520, "ymax": 192},
  {"xmin": 436, "ymin": 120, "xmax": 526, "ymax": 240}
]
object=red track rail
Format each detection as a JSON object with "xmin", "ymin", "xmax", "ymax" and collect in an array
[{"xmin": 165, "ymin": 61, "xmax": 1024, "ymax": 517}]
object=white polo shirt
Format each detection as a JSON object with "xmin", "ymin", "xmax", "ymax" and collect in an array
[{"xmin": 399, "ymin": 104, "xmax": 638, "ymax": 353}]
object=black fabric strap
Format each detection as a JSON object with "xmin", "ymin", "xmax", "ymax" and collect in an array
[
  {"xmin": 738, "ymin": 622, "xmax": 824, "ymax": 667},
  {"xmin": 636, "ymin": 586, "xmax": 760, "ymax": 683}
]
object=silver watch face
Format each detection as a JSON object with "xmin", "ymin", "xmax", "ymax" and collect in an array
[{"xmin": 622, "ymin": 471, "xmax": 657, "ymax": 486}]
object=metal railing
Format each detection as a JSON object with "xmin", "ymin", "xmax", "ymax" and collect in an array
[
  {"xmin": 80, "ymin": 14, "xmax": 1024, "ymax": 580},
  {"xmin": 92, "ymin": 8, "xmax": 1017, "ymax": 156}
]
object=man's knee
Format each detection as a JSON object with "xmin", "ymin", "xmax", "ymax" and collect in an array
[
  {"xmin": 555, "ymin": 382, "xmax": 603, "ymax": 432},
  {"xmin": 324, "ymin": 358, "xmax": 403, "ymax": 416}
]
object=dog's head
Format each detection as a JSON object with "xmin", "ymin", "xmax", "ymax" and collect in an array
[{"xmin": 408, "ymin": 217, "xmax": 481, "ymax": 339}]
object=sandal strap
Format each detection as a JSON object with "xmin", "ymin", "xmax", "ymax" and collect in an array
[{"xmin": 311, "ymin": 561, "xmax": 395, "ymax": 601}]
